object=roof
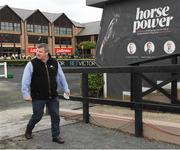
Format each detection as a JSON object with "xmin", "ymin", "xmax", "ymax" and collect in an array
[
  {"xmin": 77, "ymin": 21, "xmax": 100, "ymax": 36},
  {"xmin": 42, "ymin": 12, "xmax": 63, "ymax": 23},
  {"xmin": 0, "ymin": 5, "xmax": 84, "ymax": 27},
  {"xmin": 86, "ymin": 0, "xmax": 115, "ymax": 8},
  {"xmin": 0, "ymin": 5, "xmax": 22, "ymax": 20},
  {"xmin": 71, "ymin": 20, "xmax": 85, "ymax": 28},
  {"xmin": 11, "ymin": 7, "xmax": 64, "ymax": 23},
  {"xmin": 11, "ymin": 7, "xmax": 35, "ymax": 20}
]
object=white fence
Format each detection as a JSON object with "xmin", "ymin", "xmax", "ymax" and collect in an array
[{"xmin": 0, "ymin": 62, "xmax": 7, "ymax": 78}]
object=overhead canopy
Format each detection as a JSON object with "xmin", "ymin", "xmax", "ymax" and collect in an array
[{"xmin": 86, "ymin": 0, "xmax": 117, "ymax": 8}]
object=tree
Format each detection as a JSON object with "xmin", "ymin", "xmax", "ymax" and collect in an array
[
  {"xmin": 78, "ymin": 41, "xmax": 96, "ymax": 50},
  {"xmin": 78, "ymin": 41, "xmax": 96, "ymax": 58}
]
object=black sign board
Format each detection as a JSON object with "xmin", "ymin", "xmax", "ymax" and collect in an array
[{"xmin": 95, "ymin": 0, "xmax": 180, "ymax": 97}]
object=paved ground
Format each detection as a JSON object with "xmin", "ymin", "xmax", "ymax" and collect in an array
[
  {"xmin": 0, "ymin": 104, "xmax": 76, "ymax": 140},
  {"xmin": 1, "ymin": 122, "xmax": 180, "ymax": 149},
  {"xmin": 0, "ymin": 66, "xmax": 82, "ymax": 111},
  {"xmin": 0, "ymin": 66, "xmax": 180, "ymax": 149}
]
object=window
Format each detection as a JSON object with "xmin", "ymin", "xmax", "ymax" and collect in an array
[
  {"xmin": 60, "ymin": 38, "xmax": 66, "ymax": 45},
  {"xmin": 42, "ymin": 25, "xmax": 48, "ymax": 33},
  {"xmin": 66, "ymin": 38, "xmax": 71, "ymax": 45},
  {"xmin": 28, "ymin": 36, "xmax": 48, "ymax": 44},
  {"xmin": 61, "ymin": 38, "xmax": 71, "ymax": 45},
  {"xmin": 60, "ymin": 27, "xmax": 66, "ymax": 35},
  {"xmin": 55, "ymin": 37, "xmax": 60, "ymax": 44},
  {"xmin": 14, "ymin": 23, "xmax": 20, "ymax": 32},
  {"xmin": 54, "ymin": 26, "xmax": 72, "ymax": 35},
  {"xmin": 0, "ymin": 34, "xmax": 20, "ymax": 43},
  {"xmin": 0, "ymin": 22, "xmax": 20, "ymax": 32},
  {"xmin": 8, "ymin": 23, "xmax": 13, "ymax": 31},
  {"xmin": 55, "ymin": 37, "xmax": 72, "ymax": 45},
  {"xmin": 54, "ymin": 27, "xmax": 59, "ymax": 35},
  {"xmin": 67, "ymin": 28, "xmax": 72, "ymax": 35},
  {"xmin": 27, "ymin": 24, "xmax": 48, "ymax": 33},
  {"xmin": 34, "ymin": 25, "xmax": 41, "ymax": 33},
  {"xmin": 27, "ymin": 24, "xmax": 34, "ymax": 32}
]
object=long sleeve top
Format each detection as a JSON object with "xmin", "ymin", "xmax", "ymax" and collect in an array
[{"xmin": 21, "ymin": 61, "xmax": 69, "ymax": 99}]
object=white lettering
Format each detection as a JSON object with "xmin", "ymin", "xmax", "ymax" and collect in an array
[
  {"xmin": 143, "ymin": 10, "xmax": 151, "ymax": 19},
  {"xmin": 166, "ymin": 16, "xmax": 173, "ymax": 26},
  {"xmin": 155, "ymin": 8, "xmax": 163, "ymax": 17},
  {"xmin": 162, "ymin": 6, "xmax": 170, "ymax": 17},
  {"xmin": 136, "ymin": 8, "xmax": 144, "ymax": 20},
  {"xmin": 133, "ymin": 6, "xmax": 173, "ymax": 33},
  {"xmin": 159, "ymin": 17, "xmax": 166, "ymax": 27},
  {"xmin": 133, "ymin": 21, "xmax": 140, "ymax": 33}
]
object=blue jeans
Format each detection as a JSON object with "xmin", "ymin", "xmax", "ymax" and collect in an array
[{"xmin": 27, "ymin": 97, "xmax": 60, "ymax": 138}]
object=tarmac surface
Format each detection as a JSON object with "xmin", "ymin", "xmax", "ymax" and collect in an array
[
  {"xmin": 0, "ymin": 66, "xmax": 180, "ymax": 149},
  {"xmin": 1, "ymin": 122, "xmax": 180, "ymax": 149}
]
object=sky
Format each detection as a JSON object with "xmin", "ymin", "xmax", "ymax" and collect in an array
[{"xmin": 0, "ymin": 0, "xmax": 103, "ymax": 23}]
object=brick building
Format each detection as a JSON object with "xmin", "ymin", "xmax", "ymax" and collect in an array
[{"xmin": 0, "ymin": 5, "xmax": 100, "ymax": 58}]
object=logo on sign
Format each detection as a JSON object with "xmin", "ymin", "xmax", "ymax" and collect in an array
[
  {"xmin": 28, "ymin": 47, "xmax": 37, "ymax": 53},
  {"xmin": 55, "ymin": 48, "xmax": 73, "ymax": 54},
  {"xmin": 133, "ymin": 6, "xmax": 174, "ymax": 34}
]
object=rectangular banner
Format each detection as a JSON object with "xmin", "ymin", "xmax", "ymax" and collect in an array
[
  {"xmin": 95, "ymin": 0, "xmax": 180, "ymax": 97},
  {"xmin": 28, "ymin": 47, "xmax": 37, "ymax": 53},
  {"xmin": 55, "ymin": 47, "xmax": 73, "ymax": 55}
]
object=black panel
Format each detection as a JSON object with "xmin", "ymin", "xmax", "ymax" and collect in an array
[{"xmin": 95, "ymin": 0, "xmax": 180, "ymax": 97}]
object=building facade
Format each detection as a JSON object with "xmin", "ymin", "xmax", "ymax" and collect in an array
[{"xmin": 0, "ymin": 5, "xmax": 100, "ymax": 58}]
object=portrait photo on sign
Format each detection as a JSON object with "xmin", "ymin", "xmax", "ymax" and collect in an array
[
  {"xmin": 144, "ymin": 42, "xmax": 155, "ymax": 54},
  {"xmin": 164, "ymin": 40, "xmax": 176, "ymax": 54},
  {"xmin": 127, "ymin": 42, "xmax": 136, "ymax": 55}
]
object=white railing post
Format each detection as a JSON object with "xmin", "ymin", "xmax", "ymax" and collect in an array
[
  {"xmin": 103, "ymin": 73, "xmax": 107, "ymax": 98},
  {"xmin": 0, "ymin": 62, "xmax": 8, "ymax": 78},
  {"xmin": 4, "ymin": 62, "xmax": 7, "ymax": 78}
]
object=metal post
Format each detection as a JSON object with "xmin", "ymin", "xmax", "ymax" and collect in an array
[
  {"xmin": 0, "ymin": 34, "xmax": 3, "ymax": 56},
  {"xmin": 171, "ymin": 56, "xmax": 178, "ymax": 104},
  {"xmin": 130, "ymin": 73, "xmax": 134, "ymax": 103},
  {"xmin": 132, "ymin": 72, "xmax": 143, "ymax": 137},
  {"xmin": 81, "ymin": 73, "xmax": 89, "ymax": 123}
]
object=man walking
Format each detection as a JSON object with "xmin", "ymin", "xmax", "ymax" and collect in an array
[{"xmin": 21, "ymin": 43, "xmax": 70, "ymax": 144}]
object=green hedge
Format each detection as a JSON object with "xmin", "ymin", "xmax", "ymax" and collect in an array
[
  {"xmin": 0, "ymin": 60, "xmax": 29, "ymax": 66},
  {"xmin": 88, "ymin": 73, "xmax": 104, "ymax": 97}
]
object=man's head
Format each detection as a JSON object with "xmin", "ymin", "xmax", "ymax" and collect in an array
[
  {"xmin": 146, "ymin": 42, "xmax": 152, "ymax": 50},
  {"xmin": 167, "ymin": 41, "xmax": 172, "ymax": 50},
  {"xmin": 128, "ymin": 43, "xmax": 136, "ymax": 54},
  {"xmin": 129, "ymin": 43, "xmax": 133, "ymax": 50},
  {"xmin": 36, "ymin": 43, "xmax": 49, "ymax": 61}
]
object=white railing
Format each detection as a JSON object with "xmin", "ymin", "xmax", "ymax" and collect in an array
[{"xmin": 0, "ymin": 62, "xmax": 7, "ymax": 78}]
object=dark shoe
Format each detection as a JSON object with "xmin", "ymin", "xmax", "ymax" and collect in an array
[
  {"xmin": 52, "ymin": 137, "xmax": 65, "ymax": 144},
  {"xmin": 25, "ymin": 129, "xmax": 32, "ymax": 139}
]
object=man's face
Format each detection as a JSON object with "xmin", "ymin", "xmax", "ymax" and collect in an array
[
  {"xmin": 167, "ymin": 42, "xmax": 172, "ymax": 50},
  {"xmin": 36, "ymin": 47, "xmax": 48, "ymax": 61},
  {"xmin": 147, "ymin": 43, "xmax": 152, "ymax": 49},
  {"xmin": 129, "ymin": 44, "xmax": 133, "ymax": 50}
]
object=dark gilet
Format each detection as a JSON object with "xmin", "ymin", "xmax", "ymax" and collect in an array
[{"xmin": 30, "ymin": 56, "xmax": 58, "ymax": 100}]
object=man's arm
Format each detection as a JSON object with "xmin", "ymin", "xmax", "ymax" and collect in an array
[
  {"xmin": 56, "ymin": 62, "xmax": 70, "ymax": 96},
  {"xmin": 21, "ymin": 62, "xmax": 33, "ymax": 101}
]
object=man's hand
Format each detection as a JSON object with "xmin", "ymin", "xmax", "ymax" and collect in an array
[
  {"xmin": 64, "ymin": 89, "xmax": 70, "ymax": 99},
  {"xmin": 24, "ymin": 96, "xmax": 32, "ymax": 102},
  {"xmin": 65, "ymin": 89, "xmax": 70, "ymax": 97}
]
